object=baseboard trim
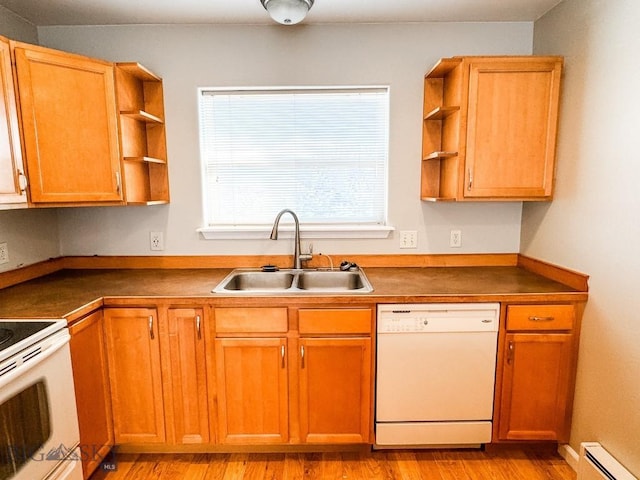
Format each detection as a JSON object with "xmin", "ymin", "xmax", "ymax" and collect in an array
[{"xmin": 558, "ymin": 443, "xmax": 579, "ymax": 472}]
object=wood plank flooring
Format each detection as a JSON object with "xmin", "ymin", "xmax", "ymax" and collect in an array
[{"xmin": 88, "ymin": 448, "xmax": 576, "ymax": 480}]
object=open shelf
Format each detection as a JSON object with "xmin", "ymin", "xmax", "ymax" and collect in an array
[
  {"xmin": 123, "ymin": 156, "xmax": 167, "ymax": 164},
  {"xmin": 121, "ymin": 110, "xmax": 163, "ymax": 124},
  {"xmin": 423, "ymin": 151, "xmax": 458, "ymax": 161},
  {"xmin": 424, "ymin": 106, "xmax": 459, "ymax": 120},
  {"xmin": 116, "ymin": 62, "xmax": 161, "ymax": 82},
  {"xmin": 420, "ymin": 58, "xmax": 464, "ymax": 201},
  {"xmin": 420, "ymin": 196, "xmax": 457, "ymax": 202},
  {"xmin": 115, "ymin": 62, "xmax": 169, "ymax": 205},
  {"xmin": 426, "ymin": 58, "xmax": 462, "ymax": 79}
]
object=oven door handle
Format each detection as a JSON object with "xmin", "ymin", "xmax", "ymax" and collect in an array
[{"xmin": 0, "ymin": 330, "xmax": 71, "ymax": 390}]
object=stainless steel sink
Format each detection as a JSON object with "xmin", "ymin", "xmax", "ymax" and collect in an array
[
  {"xmin": 297, "ymin": 270, "xmax": 367, "ymax": 291},
  {"xmin": 212, "ymin": 268, "xmax": 373, "ymax": 294},
  {"xmin": 217, "ymin": 271, "xmax": 295, "ymax": 291}
]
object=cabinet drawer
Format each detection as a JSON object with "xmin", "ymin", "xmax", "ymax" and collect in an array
[
  {"xmin": 507, "ymin": 305, "xmax": 574, "ymax": 331},
  {"xmin": 215, "ymin": 308, "xmax": 288, "ymax": 334},
  {"xmin": 299, "ymin": 309, "xmax": 372, "ymax": 335}
]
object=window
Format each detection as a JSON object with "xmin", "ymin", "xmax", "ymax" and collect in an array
[{"xmin": 198, "ymin": 86, "xmax": 390, "ymax": 239}]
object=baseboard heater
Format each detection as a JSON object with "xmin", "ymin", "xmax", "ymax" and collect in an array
[{"xmin": 578, "ymin": 442, "xmax": 637, "ymax": 480}]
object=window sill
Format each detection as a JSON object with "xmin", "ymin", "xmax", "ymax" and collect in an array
[{"xmin": 197, "ymin": 225, "xmax": 394, "ymax": 240}]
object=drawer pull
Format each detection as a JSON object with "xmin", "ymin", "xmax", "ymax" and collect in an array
[{"xmin": 528, "ymin": 316, "xmax": 555, "ymax": 322}]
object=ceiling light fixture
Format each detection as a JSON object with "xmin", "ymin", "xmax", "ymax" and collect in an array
[{"xmin": 260, "ymin": 0, "xmax": 314, "ymax": 25}]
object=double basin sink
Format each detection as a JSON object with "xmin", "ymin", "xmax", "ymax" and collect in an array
[{"xmin": 212, "ymin": 268, "xmax": 374, "ymax": 294}]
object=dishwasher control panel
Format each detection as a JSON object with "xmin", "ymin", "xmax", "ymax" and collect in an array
[
  {"xmin": 378, "ymin": 317, "xmax": 430, "ymax": 333},
  {"xmin": 377, "ymin": 303, "xmax": 499, "ymax": 333}
]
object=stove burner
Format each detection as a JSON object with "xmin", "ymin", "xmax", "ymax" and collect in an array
[{"xmin": 0, "ymin": 328, "xmax": 14, "ymax": 346}]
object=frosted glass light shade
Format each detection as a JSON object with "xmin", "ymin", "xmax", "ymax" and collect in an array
[{"xmin": 261, "ymin": 0, "xmax": 314, "ymax": 25}]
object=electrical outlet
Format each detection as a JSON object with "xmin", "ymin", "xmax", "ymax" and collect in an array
[
  {"xmin": 450, "ymin": 229, "xmax": 462, "ymax": 248},
  {"xmin": 149, "ymin": 232, "xmax": 164, "ymax": 251},
  {"xmin": 0, "ymin": 243, "xmax": 8, "ymax": 264},
  {"xmin": 399, "ymin": 231, "xmax": 418, "ymax": 249}
]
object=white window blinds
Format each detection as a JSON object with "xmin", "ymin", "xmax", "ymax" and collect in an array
[{"xmin": 199, "ymin": 87, "xmax": 389, "ymax": 227}]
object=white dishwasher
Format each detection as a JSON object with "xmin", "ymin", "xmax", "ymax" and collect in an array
[{"xmin": 375, "ymin": 303, "xmax": 499, "ymax": 448}]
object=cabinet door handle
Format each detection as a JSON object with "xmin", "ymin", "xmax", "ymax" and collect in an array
[
  {"xmin": 281, "ymin": 345, "xmax": 286, "ymax": 368},
  {"xmin": 507, "ymin": 341, "xmax": 514, "ymax": 364},
  {"xmin": 148, "ymin": 315, "xmax": 155, "ymax": 340},
  {"xmin": 300, "ymin": 345, "xmax": 305, "ymax": 368},
  {"xmin": 18, "ymin": 170, "xmax": 28, "ymax": 194},
  {"xmin": 115, "ymin": 171, "xmax": 122, "ymax": 194},
  {"xmin": 467, "ymin": 168, "xmax": 473, "ymax": 191},
  {"xmin": 528, "ymin": 316, "xmax": 555, "ymax": 322},
  {"xmin": 196, "ymin": 315, "xmax": 202, "ymax": 340}
]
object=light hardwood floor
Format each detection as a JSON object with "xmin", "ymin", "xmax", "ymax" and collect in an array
[{"xmin": 88, "ymin": 448, "xmax": 576, "ymax": 480}]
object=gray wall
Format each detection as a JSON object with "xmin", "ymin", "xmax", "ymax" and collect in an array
[
  {"xmin": 0, "ymin": 7, "xmax": 60, "ymax": 273},
  {"xmin": 529, "ymin": 0, "xmax": 640, "ymax": 474},
  {"xmin": 36, "ymin": 22, "xmax": 532, "ymax": 258},
  {"xmin": 0, "ymin": 5, "xmax": 37, "ymax": 44}
]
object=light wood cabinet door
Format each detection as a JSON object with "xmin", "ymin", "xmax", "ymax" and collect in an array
[
  {"xmin": 298, "ymin": 337, "xmax": 371, "ymax": 443},
  {"xmin": 12, "ymin": 42, "xmax": 123, "ymax": 204},
  {"xmin": 464, "ymin": 58, "xmax": 562, "ymax": 199},
  {"xmin": 0, "ymin": 37, "xmax": 26, "ymax": 207},
  {"xmin": 103, "ymin": 308, "xmax": 165, "ymax": 444},
  {"xmin": 68, "ymin": 310, "xmax": 113, "ymax": 480},
  {"xmin": 498, "ymin": 332, "xmax": 573, "ymax": 441},
  {"xmin": 215, "ymin": 337, "xmax": 289, "ymax": 444},
  {"xmin": 421, "ymin": 56, "xmax": 562, "ymax": 201},
  {"xmin": 167, "ymin": 308, "xmax": 209, "ymax": 444}
]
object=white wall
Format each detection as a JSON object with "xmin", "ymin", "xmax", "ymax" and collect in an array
[
  {"xmin": 37, "ymin": 23, "xmax": 531, "ymax": 258},
  {"xmin": 0, "ymin": 8, "xmax": 61, "ymax": 273},
  {"xmin": 529, "ymin": 0, "xmax": 640, "ymax": 474}
]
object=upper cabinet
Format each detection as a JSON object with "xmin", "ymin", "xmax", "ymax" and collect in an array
[
  {"xmin": 12, "ymin": 41, "xmax": 124, "ymax": 205},
  {"xmin": 0, "ymin": 37, "xmax": 170, "ymax": 208},
  {"xmin": 115, "ymin": 63, "xmax": 169, "ymax": 205},
  {"xmin": 0, "ymin": 37, "xmax": 27, "ymax": 208},
  {"xmin": 421, "ymin": 56, "xmax": 563, "ymax": 201}
]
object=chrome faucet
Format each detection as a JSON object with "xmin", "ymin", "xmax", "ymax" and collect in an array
[{"xmin": 270, "ymin": 209, "xmax": 312, "ymax": 269}]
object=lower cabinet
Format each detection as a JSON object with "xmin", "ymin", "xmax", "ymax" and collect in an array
[
  {"xmin": 214, "ymin": 307, "xmax": 289, "ymax": 444},
  {"xmin": 103, "ymin": 307, "xmax": 166, "ymax": 444},
  {"xmin": 496, "ymin": 304, "xmax": 579, "ymax": 442},
  {"xmin": 68, "ymin": 310, "xmax": 113, "ymax": 479},
  {"xmin": 213, "ymin": 306, "xmax": 374, "ymax": 445},
  {"xmin": 215, "ymin": 337, "xmax": 289, "ymax": 444},
  {"xmin": 96, "ymin": 301, "xmax": 581, "ymax": 449},
  {"xmin": 166, "ymin": 308, "xmax": 210, "ymax": 444},
  {"xmin": 298, "ymin": 309, "xmax": 373, "ymax": 444},
  {"xmin": 103, "ymin": 306, "xmax": 210, "ymax": 445}
]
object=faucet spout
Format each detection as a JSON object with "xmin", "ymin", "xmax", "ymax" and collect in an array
[{"xmin": 270, "ymin": 209, "xmax": 310, "ymax": 269}]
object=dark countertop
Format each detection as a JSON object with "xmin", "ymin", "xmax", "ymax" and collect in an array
[{"xmin": 0, "ymin": 266, "xmax": 586, "ymax": 321}]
